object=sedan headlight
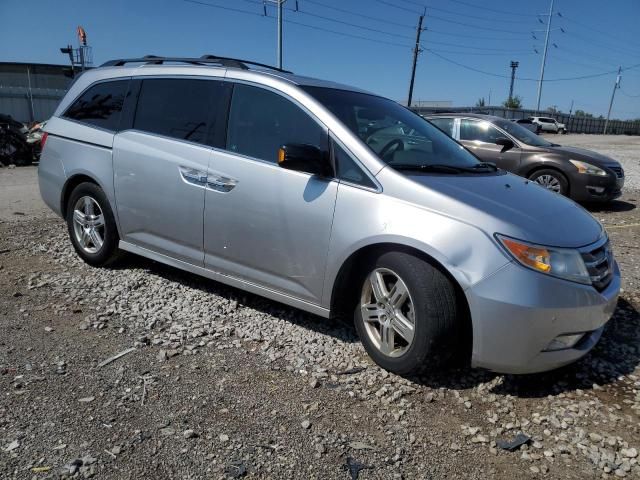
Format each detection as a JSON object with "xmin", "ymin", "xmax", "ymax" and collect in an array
[
  {"xmin": 496, "ymin": 235, "xmax": 591, "ymax": 285},
  {"xmin": 569, "ymin": 159, "xmax": 608, "ymax": 176}
]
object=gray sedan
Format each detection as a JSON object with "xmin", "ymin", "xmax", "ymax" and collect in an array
[{"xmin": 426, "ymin": 113, "xmax": 624, "ymax": 202}]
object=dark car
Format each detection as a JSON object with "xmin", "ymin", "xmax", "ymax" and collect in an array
[
  {"xmin": 425, "ymin": 113, "xmax": 624, "ymax": 202},
  {"xmin": 513, "ymin": 118, "xmax": 541, "ymax": 134}
]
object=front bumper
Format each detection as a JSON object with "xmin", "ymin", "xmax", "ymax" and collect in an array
[
  {"xmin": 570, "ymin": 171, "xmax": 624, "ymax": 202},
  {"xmin": 466, "ymin": 260, "xmax": 620, "ymax": 374}
]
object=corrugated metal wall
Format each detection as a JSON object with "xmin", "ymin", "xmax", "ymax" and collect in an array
[{"xmin": 0, "ymin": 63, "xmax": 73, "ymax": 123}]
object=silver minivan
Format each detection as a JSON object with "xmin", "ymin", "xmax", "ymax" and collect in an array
[{"xmin": 38, "ymin": 56, "xmax": 620, "ymax": 375}]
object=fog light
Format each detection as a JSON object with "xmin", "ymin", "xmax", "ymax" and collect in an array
[
  {"xmin": 587, "ymin": 186, "xmax": 605, "ymax": 194},
  {"xmin": 543, "ymin": 333, "xmax": 585, "ymax": 352}
]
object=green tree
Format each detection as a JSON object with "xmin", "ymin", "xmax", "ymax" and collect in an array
[
  {"xmin": 475, "ymin": 97, "xmax": 486, "ymax": 107},
  {"xmin": 502, "ymin": 95, "xmax": 523, "ymax": 109},
  {"xmin": 574, "ymin": 109, "xmax": 593, "ymax": 118}
]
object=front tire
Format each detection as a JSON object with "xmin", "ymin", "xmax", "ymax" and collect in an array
[
  {"xmin": 528, "ymin": 169, "xmax": 569, "ymax": 196},
  {"xmin": 66, "ymin": 182, "xmax": 120, "ymax": 266},
  {"xmin": 354, "ymin": 251, "xmax": 464, "ymax": 375}
]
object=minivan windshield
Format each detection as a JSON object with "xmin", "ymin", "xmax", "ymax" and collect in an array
[
  {"xmin": 303, "ymin": 86, "xmax": 486, "ymax": 172},
  {"xmin": 493, "ymin": 119, "xmax": 554, "ymax": 147}
]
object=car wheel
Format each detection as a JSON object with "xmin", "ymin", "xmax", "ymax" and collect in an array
[
  {"xmin": 66, "ymin": 182, "xmax": 121, "ymax": 266},
  {"xmin": 529, "ymin": 169, "xmax": 569, "ymax": 196},
  {"xmin": 354, "ymin": 251, "xmax": 463, "ymax": 375},
  {"xmin": 558, "ymin": 128, "xmax": 566, "ymax": 135}
]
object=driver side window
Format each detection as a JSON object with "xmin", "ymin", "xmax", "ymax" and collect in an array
[{"xmin": 459, "ymin": 119, "xmax": 502, "ymax": 143}]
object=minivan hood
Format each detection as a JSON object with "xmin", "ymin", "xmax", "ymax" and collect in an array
[
  {"xmin": 546, "ymin": 145, "xmax": 619, "ymax": 166},
  {"xmin": 406, "ymin": 172, "xmax": 603, "ymax": 248}
]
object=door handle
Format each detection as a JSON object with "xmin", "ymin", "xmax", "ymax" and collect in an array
[
  {"xmin": 206, "ymin": 173, "xmax": 237, "ymax": 193},
  {"xmin": 179, "ymin": 166, "xmax": 207, "ymax": 187}
]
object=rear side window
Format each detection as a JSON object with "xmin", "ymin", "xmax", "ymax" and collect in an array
[
  {"xmin": 226, "ymin": 84, "xmax": 325, "ymax": 163},
  {"xmin": 133, "ymin": 78, "xmax": 226, "ymax": 145},
  {"xmin": 64, "ymin": 80, "xmax": 128, "ymax": 131},
  {"xmin": 428, "ymin": 118, "xmax": 454, "ymax": 137}
]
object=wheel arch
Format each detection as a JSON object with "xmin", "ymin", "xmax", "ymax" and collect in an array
[
  {"xmin": 60, "ymin": 173, "xmax": 102, "ymax": 218},
  {"xmin": 329, "ymin": 242, "xmax": 473, "ymax": 363}
]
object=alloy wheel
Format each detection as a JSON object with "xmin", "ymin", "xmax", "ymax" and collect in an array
[
  {"xmin": 534, "ymin": 174, "xmax": 561, "ymax": 193},
  {"xmin": 360, "ymin": 268, "xmax": 416, "ymax": 358},
  {"xmin": 72, "ymin": 196, "xmax": 105, "ymax": 254}
]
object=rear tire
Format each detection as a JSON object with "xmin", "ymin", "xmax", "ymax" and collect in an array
[
  {"xmin": 66, "ymin": 182, "xmax": 121, "ymax": 267},
  {"xmin": 354, "ymin": 251, "xmax": 464, "ymax": 375},
  {"xmin": 528, "ymin": 169, "xmax": 569, "ymax": 196}
]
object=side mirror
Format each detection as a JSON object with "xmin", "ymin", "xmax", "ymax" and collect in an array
[
  {"xmin": 495, "ymin": 137, "xmax": 514, "ymax": 152},
  {"xmin": 277, "ymin": 144, "xmax": 332, "ymax": 177}
]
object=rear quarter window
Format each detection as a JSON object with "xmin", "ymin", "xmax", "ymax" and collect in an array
[{"xmin": 64, "ymin": 80, "xmax": 129, "ymax": 131}]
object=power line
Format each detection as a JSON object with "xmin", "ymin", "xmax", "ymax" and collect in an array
[
  {"xmin": 424, "ymin": 39, "xmax": 533, "ymax": 52},
  {"xmin": 293, "ymin": 9, "xmax": 414, "ymax": 40},
  {"xmin": 427, "ymin": 50, "xmax": 640, "ymax": 82},
  {"xmin": 620, "ymin": 89, "xmax": 640, "ymax": 98},
  {"xmin": 183, "ymin": 0, "xmax": 414, "ymax": 48},
  {"xmin": 302, "ymin": 0, "xmax": 414, "ymax": 29},
  {"xmin": 560, "ymin": 14, "xmax": 640, "ymax": 50},
  {"xmin": 447, "ymin": 0, "xmax": 538, "ymax": 18},
  {"xmin": 374, "ymin": 0, "xmax": 421, "ymax": 15},
  {"xmin": 238, "ymin": 0, "xmax": 415, "ymax": 40},
  {"xmin": 425, "ymin": 28, "xmax": 537, "ymax": 42},
  {"xmin": 427, "ymin": 49, "xmax": 536, "ymax": 56},
  {"xmin": 285, "ymin": 17, "xmax": 413, "ymax": 48},
  {"xmin": 376, "ymin": 1, "xmax": 532, "ymax": 35}
]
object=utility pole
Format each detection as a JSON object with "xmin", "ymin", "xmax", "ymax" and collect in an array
[
  {"xmin": 488, "ymin": 88, "xmax": 492, "ymax": 106},
  {"xmin": 277, "ymin": 0, "xmax": 284, "ymax": 69},
  {"xmin": 264, "ymin": 0, "xmax": 286, "ymax": 69},
  {"xmin": 604, "ymin": 67, "xmax": 622, "ymax": 135},
  {"xmin": 407, "ymin": 11, "xmax": 425, "ymax": 108},
  {"xmin": 536, "ymin": 0, "xmax": 554, "ymax": 112},
  {"xmin": 508, "ymin": 61, "xmax": 519, "ymax": 103}
]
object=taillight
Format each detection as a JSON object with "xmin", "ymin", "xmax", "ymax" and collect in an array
[{"xmin": 40, "ymin": 132, "xmax": 48, "ymax": 150}]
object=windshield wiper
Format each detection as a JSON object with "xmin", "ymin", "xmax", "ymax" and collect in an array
[
  {"xmin": 391, "ymin": 163, "xmax": 467, "ymax": 174},
  {"xmin": 470, "ymin": 162, "xmax": 498, "ymax": 171},
  {"xmin": 391, "ymin": 163, "xmax": 498, "ymax": 174}
]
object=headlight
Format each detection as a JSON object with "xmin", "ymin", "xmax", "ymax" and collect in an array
[
  {"xmin": 569, "ymin": 159, "xmax": 608, "ymax": 176},
  {"xmin": 496, "ymin": 235, "xmax": 591, "ymax": 285}
]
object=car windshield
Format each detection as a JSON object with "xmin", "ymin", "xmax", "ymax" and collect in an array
[
  {"xmin": 493, "ymin": 119, "xmax": 554, "ymax": 147},
  {"xmin": 302, "ymin": 86, "xmax": 482, "ymax": 171}
]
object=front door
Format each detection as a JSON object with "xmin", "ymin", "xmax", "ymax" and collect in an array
[
  {"xmin": 203, "ymin": 83, "xmax": 337, "ymax": 304},
  {"xmin": 458, "ymin": 118, "xmax": 521, "ymax": 172},
  {"xmin": 113, "ymin": 77, "xmax": 228, "ymax": 265}
]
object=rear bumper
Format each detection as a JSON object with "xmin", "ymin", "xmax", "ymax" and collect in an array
[{"xmin": 466, "ymin": 260, "xmax": 620, "ymax": 374}]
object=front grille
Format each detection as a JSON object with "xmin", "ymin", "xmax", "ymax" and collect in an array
[
  {"xmin": 581, "ymin": 240, "xmax": 614, "ymax": 291},
  {"xmin": 609, "ymin": 166, "xmax": 624, "ymax": 178}
]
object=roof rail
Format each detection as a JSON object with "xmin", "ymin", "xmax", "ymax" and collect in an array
[{"xmin": 100, "ymin": 55, "xmax": 293, "ymax": 74}]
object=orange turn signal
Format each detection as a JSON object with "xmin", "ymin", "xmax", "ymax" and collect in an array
[
  {"xmin": 500, "ymin": 237, "xmax": 551, "ymax": 273},
  {"xmin": 278, "ymin": 147, "xmax": 285, "ymax": 164}
]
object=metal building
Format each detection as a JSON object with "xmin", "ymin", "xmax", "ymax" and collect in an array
[{"xmin": 0, "ymin": 62, "xmax": 75, "ymax": 124}]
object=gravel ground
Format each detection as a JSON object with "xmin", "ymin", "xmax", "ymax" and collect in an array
[{"xmin": 1, "ymin": 135, "xmax": 639, "ymax": 479}]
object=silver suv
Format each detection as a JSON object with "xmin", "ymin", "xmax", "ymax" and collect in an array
[
  {"xmin": 530, "ymin": 116, "xmax": 567, "ymax": 134},
  {"xmin": 38, "ymin": 55, "xmax": 620, "ymax": 375}
]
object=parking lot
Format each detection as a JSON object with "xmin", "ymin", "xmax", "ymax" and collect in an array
[{"xmin": 1, "ymin": 134, "xmax": 639, "ymax": 479}]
